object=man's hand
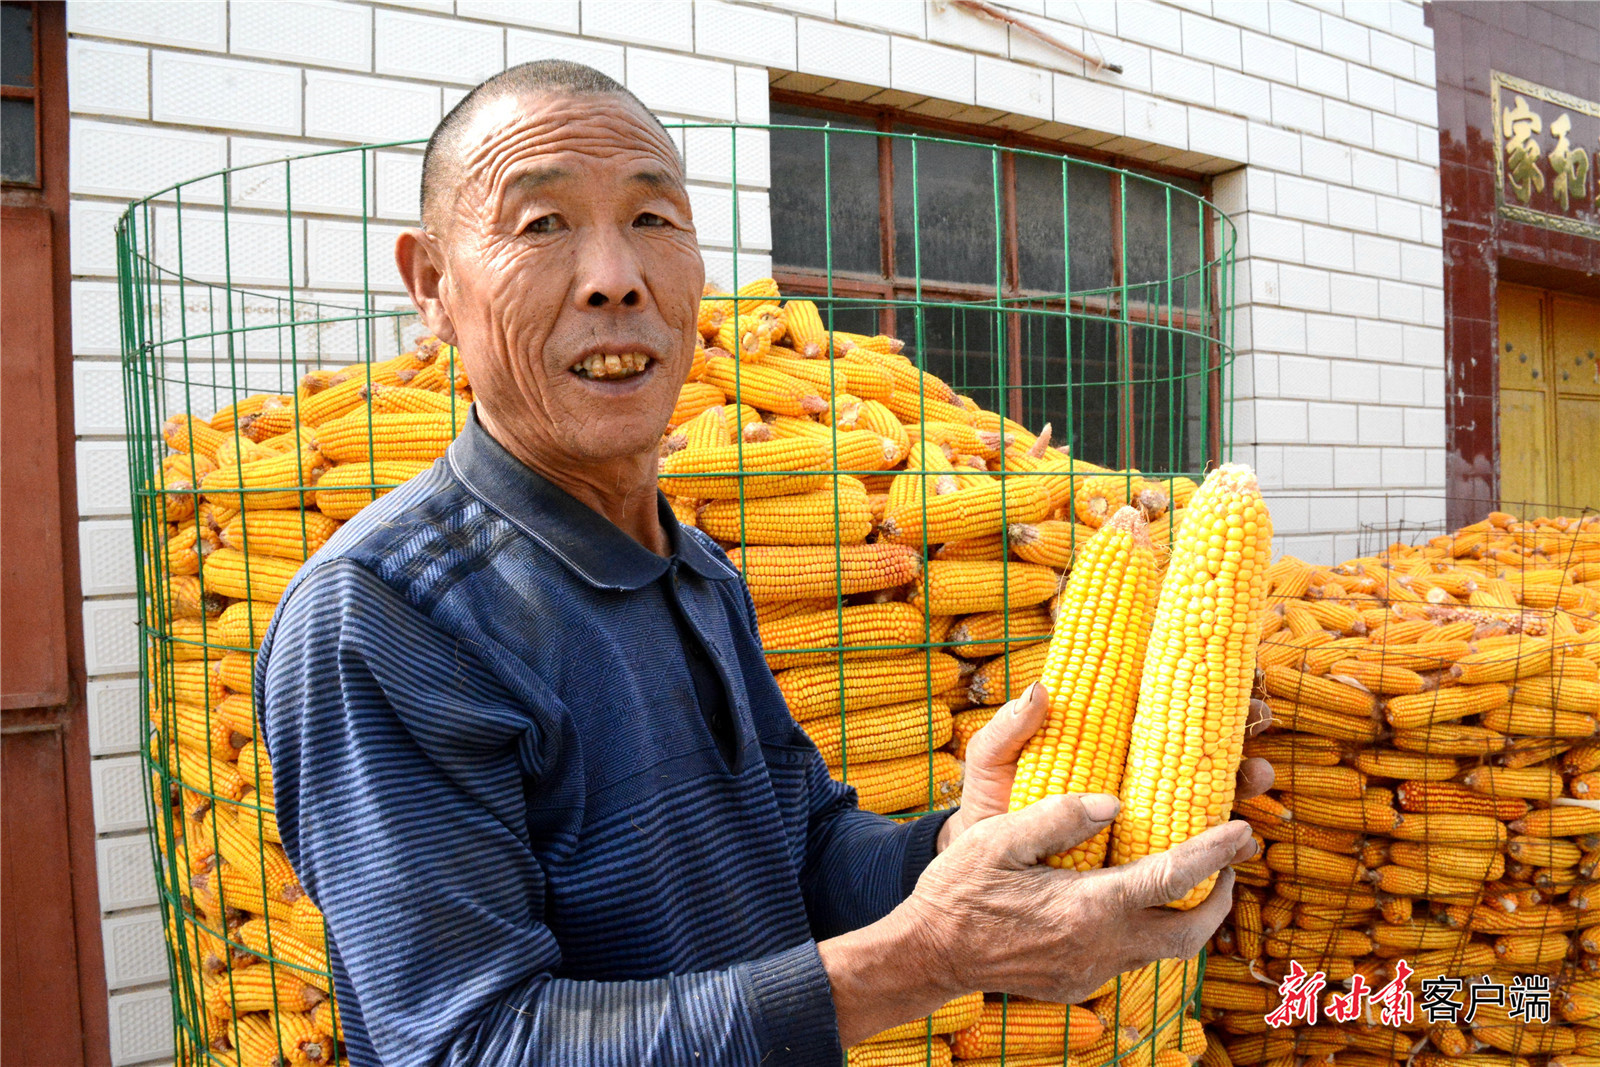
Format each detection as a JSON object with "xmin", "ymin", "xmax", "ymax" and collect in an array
[
  {"xmin": 821, "ymin": 800, "xmax": 1258, "ymax": 1045},
  {"xmin": 937, "ymin": 682, "xmax": 1278, "ymax": 851}
]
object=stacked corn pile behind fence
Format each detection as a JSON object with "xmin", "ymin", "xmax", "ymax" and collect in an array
[
  {"xmin": 138, "ymin": 278, "xmax": 1215, "ymax": 1067},
  {"xmin": 1200, "ymin": 513, "xmax": 1600, "ymax": 1067}
]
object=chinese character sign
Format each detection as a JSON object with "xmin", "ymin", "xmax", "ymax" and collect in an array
[{"xmin": 1492, "ymin": 71, "xmax": 1600, "ymax": 239}]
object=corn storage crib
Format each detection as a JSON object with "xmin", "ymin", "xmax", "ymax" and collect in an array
[{"xmin": 119, "ymin": 124, "xmax": 1240, "ymax": 1067}]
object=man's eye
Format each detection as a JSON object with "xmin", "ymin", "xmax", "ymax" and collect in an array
[
  {"xmin": 634, "ymin": 213, "xmax": 669, "ymax": 228},
  {"xmin": 524, "ymin": 215, "xmax": 561, "ymax": 235}
]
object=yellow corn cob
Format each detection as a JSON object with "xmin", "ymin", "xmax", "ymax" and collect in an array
[
  {"xmin": 766, "ymin": 415, "xmax": 899, "ymax": 472},
  {"xmin": 764, "ymin": 350, "xmax": 893, "ymax": 401},
  {"xmin": 759, "ymin": 603, "xmax": 934, "ymax": 670},
  {"xmin": 1007, "ymin": 509, "xmax": 1158, "ymax": 869},
  {"xmin": 236, "ymin": 920, "xmax": 329, "ymax": 990},
  {"xmin": 1259, "ymin": 665, "xmax": 1380, "ymax": 715},
  {"xmin": 1263, "ymin": 842, "xmax": 1363, "ymax": 884},
  {"xmin": 1385, "ymin": 683, "xmax": 1511, "ymax": 728},
  {"xmin": 235, "ymin": 741, "xmax": 274, "ymax": 799},
  {"xmin": 946, "ymin": 606, "xmax": 1053, "ymax": 659},
  {"xmin": 880, "ymin": 475, "xmax": 1052, "ymax": 546},
  {"xmin": 1263, "ymin": 699, "xmax": 1383, "ymax": 743},
  {"xmin": 1388, "ymin": 812, "xmax": 1508, "ymax": 846},
  {"xmin": 949, "ymin": 1000, "xmax": 1104, "ymax": 1058},
  {"xmin": 913, "ymin": 560, "xmax": 1060, "ymax": 616},
  {"xmin": 949, "ymin": 706, "xmax": 999, "ymax": 760},
  {"xmin": 1481, "ymin": 703, "xmax": 1599, "ymax": 737},
  {"xmin": 1325, "ymin": 659, "xmax": 1427, "ymax": 695},
  {"xmin": 1396, "ymin": 781, "xmax": 1528, "ymax": 819},
  {"xmin": 969, "ymin": 641, "xmax": 1052, "ymax": 705},
  {"xmin": 1509, "ymin": 835, "xmax": 1584, "ymax": 868},
  {"xmin": 1413, "ymin": 1057, "xmax": 1534, "ymax": 1067},
  {"xmin": 838, "ymin": 751, "xmax": 962, "ymax": 814},
  {"xmin": 1462, "ymin": 764, "xmax": 1563, "ymax": 800},
  {"xmin": 779, "ymin": 300, "xmax": 829, "ymax": 357},
  {"xmin": 702, "ymin": 354, "xmax": 827, "ymax": 417},
  {"xmin": 214, "ymin": 601, "xmax": 275, "ymax": 653},
  {"xmin": 845, "ymin": 1038, "xmax": 952, "ymax": 1067},
  {"xmin": 200, "ymin": 449, "xmax": 326, "ymax": 511},
  {"xmin": 163, "ymin": 526, "xmax": 216, "ymax": 577},
  {"xmin": 1514, "ymin": 806, "xmax": 1600, "ymax": 837},
  {"xmin": 1007, "ymin": 519, "xmax": 1104, "ymax": 570},
  {"xmin": 315, "ymin": 412, "xmax": 458, "ymax": 464},
  {"xmin": 1072, "ymin": 473, "xmax": 1138, "ymax": 528},
  {"xmin": 1387, "ymin": 841, "xmax": 1505, "ymax": 880},
  {"xmin": 1199, "ymin": 982, "xmax": 1278, "ymax": 1013},
  {"xmin": 1353, "ymin": 640, "xmax": 1476, "ymax": 671},
  {"xmin": 803, "ymin": 701, "xmax": 953, "ymax": 767},
  {"xmin": 362, "ymin": 383, "xmax": 471, "ymax": 423},
  {"xmin": 220, "ymin": 510, "xmax": 338, "ymax": 563},
  {"xmin": 202, "ymin": 967, "xmax": 326, "ymax": 1019},
  {"xmin": 214, "ymin": 432, "xmax": 281, "ymax": 469},
  {"xmin": 1511, "ymin": 675, "xmax": 1600, "ymax": 713},
  {"xmin": 658, "ymin": 437, "xmax": 828, "ymax": 499},
  {"xmin": 1232, "ymin": 888, "xmax": 1264, "ymax": 959},
  {"xmin": 1500, "ymin": 737, "xmax": 1573, "ymax": 767},
  {"xmin": 1389, "ymin": 724, "xmax": 1509, "ymax": 757},
  {"xmin": 163, "ymin": 702, "xmax": 248, "ymax": 762},
  {"xmin": 1257, "ymin": 630, "xmax": 1335, "ymax": 669},
  {"xmin": 1241, "ymin": 733, "xmax": 1343, "ymax": 767},
  {"xmin": 162, "ymin": 616, "xmax": 224, "ymax": 661},
  {"xmin": 775, "ymin": 652, "xmax": 962, "ymax": 722},
  {"xmin": 730, "ymin": 544, "xmax": 920, "ymax": 603},
  {"xmin": 699, "ymin": 482, "xmax": 873, "ymax": 545},
  {"xmin": 1273, "ymin": 765, "xmax": 1367, "ymax": 799},
  {"xmin": 1298, "ymin": 637, "xmax": 1374, "ymax": 675},
  {"xmin": 677, "ymin": 404, "xmax": 733, "ymax": 451},
  {"xmin": 1450, "ymin": 637, "xmax": 1560, "ymax": 683},
  {"xmin": 1283, "ymin": 792, "xmax": 1399, "ymax": 832},
  {"xmin": 1477, "ymin": 1026, "xmax": 1576, "ymax": 1056},
  {"xmin": 310, "ymin": 460, "xmax": 431, "ymax": 520},
  {"xmin": 151, "ymin": 658, "xmax": 226, "ymax": 709},
  {"xmin": 1369, "ymin": 864, "xmax": 1485, "ymax": 899},
  {"xmin": 714, "ymin": 313, "xmax": 773, "ymax": 361},
  {"xmin": 202, "ymin": 549, "xmax": 301, "ymax": 604},
  {"xmin": 1108, "ymin": 465, "xmax": 1272, "ymax": 907},
  {"xmin": 669, "ymin": 381, "xmax": 725, "ymax": 429},
  {"xmin": 1371, "ymin": 922, "xmax": 1472, "ymax": 951},
  {"xmin": 164, "ymin": 413, "xmax": 232, "ymax": 462},
  {"xmin": 864, "ymin": 992, "xmax": 984, "ymax": 1043},
  {"xmin": 209, "ymin": 393, "xmax": 290, "ymax": 432}
]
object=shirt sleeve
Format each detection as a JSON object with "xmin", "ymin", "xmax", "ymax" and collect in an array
[
  {"xmin": 259, "ymin": 559, "xmax": 843, "ymax": 1067},
  {"xmin": 726, "ymin": 578, "xmax": 957, "ymax": 941}
]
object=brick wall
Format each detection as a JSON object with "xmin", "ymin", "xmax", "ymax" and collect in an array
[{"xmin": 64, "ymin": 2, "xmax": 1440, "ymax": 1061}]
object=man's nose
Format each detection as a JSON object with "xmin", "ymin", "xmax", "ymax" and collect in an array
[{"xmin": 575, "ymin": 231, "xmax": 647, "ymax": 309}]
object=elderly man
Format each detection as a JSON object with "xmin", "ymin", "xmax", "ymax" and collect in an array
[{"xmin": 259, "ymin": 60, "xmax": 1270, "ymax": 1067}]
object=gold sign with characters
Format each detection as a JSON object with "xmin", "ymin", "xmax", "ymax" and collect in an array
[{"xmin": 1491, "ymin": 70, "xmax": 1600, "ymax": 239}]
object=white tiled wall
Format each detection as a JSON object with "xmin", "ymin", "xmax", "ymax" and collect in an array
[{"xmin": 67, "ymin": 1, "xmax": 1441, "ymax": 1059}]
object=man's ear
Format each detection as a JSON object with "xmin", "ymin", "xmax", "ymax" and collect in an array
[{"xmin": 396, "ymin": 229, "xmax": 458, "ymax": 346}]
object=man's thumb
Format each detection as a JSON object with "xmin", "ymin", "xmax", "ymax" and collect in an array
[
  {"xmin": 990, "ymin": 793, "xmax": 1120, "ymax": 868},
  {"xmin": 966, "ymin": 682, "xmax": 1050, "ymax": 769}
]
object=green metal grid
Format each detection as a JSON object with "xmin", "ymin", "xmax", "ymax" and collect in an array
[{"xmin": 119, "ymin": 123, "xmax": 1237, "ymax": 1067}]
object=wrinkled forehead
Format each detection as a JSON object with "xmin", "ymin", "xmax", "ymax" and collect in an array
[{"xmin": 455, "ymin": 91, "xmax": 682, "ymax": 205}]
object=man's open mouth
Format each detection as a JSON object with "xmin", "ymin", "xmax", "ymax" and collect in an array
[{"xmin": 572, "ymin": 353, "xmax": 653, "ymax": 381}]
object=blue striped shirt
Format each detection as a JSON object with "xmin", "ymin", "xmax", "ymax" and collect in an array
[{"xmin": 257, "ymin": 413, "xmax": 952, "ymax": 1066}]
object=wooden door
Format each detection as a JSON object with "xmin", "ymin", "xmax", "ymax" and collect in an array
[
  {"xmin": 1496, "ymin": 283, "xmax": 1600, "ymax": 517},
  {"xmin": 1551, "ymin": 295, "xmax": 1600, "ymax": 515},
  {"xmin": 0, "ymin": 4, "xmax": 112, "ymax": 1065}
]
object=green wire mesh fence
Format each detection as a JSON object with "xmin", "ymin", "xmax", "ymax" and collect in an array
[{"xmin": 120, "ymin": 123, "xmax": 1237, "ymax": 1067}]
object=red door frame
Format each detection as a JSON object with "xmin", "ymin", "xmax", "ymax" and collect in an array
[{"xmin": 1, "ymin": 4, "xmax": 114, "ymax": 1064}]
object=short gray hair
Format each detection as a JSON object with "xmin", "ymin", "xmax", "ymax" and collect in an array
[{"xmin": 419, "ymin": 59, "xmax": 676, "ymax": 231}]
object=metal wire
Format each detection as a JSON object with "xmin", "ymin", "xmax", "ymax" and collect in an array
[{"xmin": 120, "ymin": 124, "xmax": 1237, "ymax": 1067}]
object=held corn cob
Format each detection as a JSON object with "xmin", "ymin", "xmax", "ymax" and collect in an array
[
  {"xmin": 1111, "ymin": 465, "xmax": 1274, "ymax": 908},
  {"xmin": 1008, "ymin": 508, "xmax": 1159, "ymax": 869}
]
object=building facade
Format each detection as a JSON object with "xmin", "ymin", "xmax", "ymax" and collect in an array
[{"xmin": 47, "ymin": 1, "xmax": 1451, "ymax": 1062}]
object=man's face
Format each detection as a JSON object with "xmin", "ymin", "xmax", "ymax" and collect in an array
[{"xmin": 427, "ymin": 91, "xmax": 703, "ymax": 464}]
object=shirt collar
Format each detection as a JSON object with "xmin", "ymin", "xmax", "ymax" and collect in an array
[{"xmin": 447, "ymin": 410, "xmax": 737, "ymax": 591}]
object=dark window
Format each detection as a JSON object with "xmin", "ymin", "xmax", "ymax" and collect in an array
[
  {"xmin": 1, "ymin": 2, "xmax": 38, "ymax": 186},
  {"xmin": 769, "ymin": 97, "xmax": 1223, "ymax": 473}
]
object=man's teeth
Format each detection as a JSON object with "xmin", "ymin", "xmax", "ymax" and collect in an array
[{"xmin": 574, "ymin": 353, "xmax": 651, "ymax": 380}]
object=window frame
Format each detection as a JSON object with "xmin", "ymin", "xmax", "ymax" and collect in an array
[
  {"xmin": 767, "ymin": 89, "xmax": 1225, "ymax": 470},
  {"xmin": 0, "ymin": 0, "xmax": 43, "ymax": 189}
]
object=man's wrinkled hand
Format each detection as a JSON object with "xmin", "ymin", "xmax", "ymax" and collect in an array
[
  {"xmin": 937, "ymin": 683, "xmax": 1277, "ymax": 851},
  {"xmin": 904, "ymin": 796, "xmax": 1259, "ymax": 1007}
]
